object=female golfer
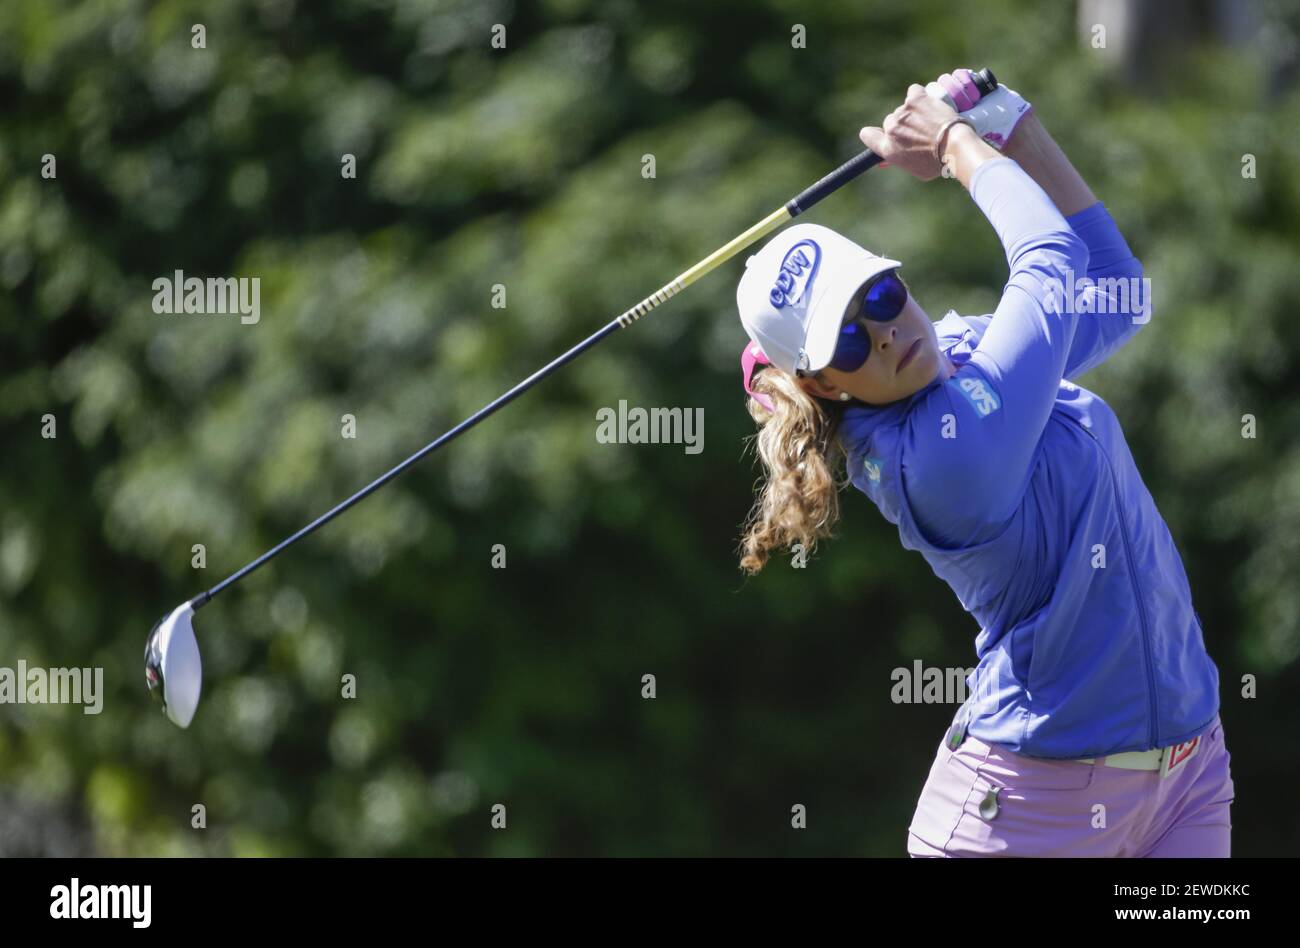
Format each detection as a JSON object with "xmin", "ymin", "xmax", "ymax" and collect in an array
[{"xmin": 734, "ymin": 72, "xmax": 1234, "ymax": 857}]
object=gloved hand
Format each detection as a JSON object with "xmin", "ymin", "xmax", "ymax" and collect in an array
[{"xmin": 925, "ymin": 68, "xmax": 1033, "ymax": 150}]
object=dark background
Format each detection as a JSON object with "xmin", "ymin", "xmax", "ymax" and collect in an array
[{"xmin": 1, "ymin": 0, "xmax": 1297, "ymax": 856}]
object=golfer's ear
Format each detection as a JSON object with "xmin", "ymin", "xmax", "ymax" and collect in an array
[{"xmin": 798, "ymin": 372, "xmax": 837, "ymax": 401}]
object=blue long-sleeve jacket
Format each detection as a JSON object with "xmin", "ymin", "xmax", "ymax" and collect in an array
[{"xmin": 841, "ymin": 157, "xmax": 1219, "ymax": 758}]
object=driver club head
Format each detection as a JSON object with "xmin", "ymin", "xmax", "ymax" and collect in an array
[{"xmin": 144, "ymin": 602, "xmax": 202, "ymax": 728}]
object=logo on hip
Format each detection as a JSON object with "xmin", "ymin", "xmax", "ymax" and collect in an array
[
  {"xmin": 1160, "ymin": 735, "xmax": 1201, "ymax": 779},
  {"xmin": 769, "ymin": 240, "xmax": 821, "ymax": 309}
]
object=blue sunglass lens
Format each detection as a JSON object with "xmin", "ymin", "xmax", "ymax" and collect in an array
[
  {"xmin": 828, "ymin": 272, "xmax": 907, "ymax": 374},
  {"xmin": 829, "ymin": 321, "xmax": 871, "ymax": 373},
  {"xmin": 863, "ymin": 272, "xmax": 907, "ymax": 322}
]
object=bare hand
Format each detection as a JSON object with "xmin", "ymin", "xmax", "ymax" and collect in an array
[{"xmin": 859, "ymin": 84, "xmax": 963, "ymax": 181}]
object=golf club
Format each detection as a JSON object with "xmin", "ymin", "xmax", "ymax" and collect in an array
[{"xmin": 144, "ymin": 68, "xmax": 1000, "ymax": 728}]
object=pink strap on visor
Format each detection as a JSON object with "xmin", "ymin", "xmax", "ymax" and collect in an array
[{"xmin": 741, "ymin": 341, "xmax": 776, "ymax": 412}]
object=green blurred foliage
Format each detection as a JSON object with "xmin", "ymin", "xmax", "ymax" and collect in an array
[{"xmin": 1, "ymin": 0, "xmax": 1297, "ymax": 855}]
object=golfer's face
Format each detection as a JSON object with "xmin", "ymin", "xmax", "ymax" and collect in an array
[{"xmin": 817, "ymin": 293, "xmax": 944, "ymax": 405}]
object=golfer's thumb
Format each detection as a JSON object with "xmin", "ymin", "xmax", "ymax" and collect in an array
[{"xmin": 860, "ymin": 126, "xmax": 889, "ymax": 161}]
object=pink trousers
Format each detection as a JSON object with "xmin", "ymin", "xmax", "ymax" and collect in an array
[{"xmin": 908, "ymin": 715, "xmax": 1235, "ymax": 857}]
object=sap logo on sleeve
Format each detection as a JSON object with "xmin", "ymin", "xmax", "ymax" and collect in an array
[
  {"xmin": 951, "ymin": 375, "xmax": 1001, "ymax": 417},
  {"xmin": 769, "ymin": 240, "xmax": 821, "ymax": 309}
]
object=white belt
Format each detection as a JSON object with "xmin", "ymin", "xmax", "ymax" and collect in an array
[
  {"xmin": 1075, "ymin": 748, "xmax": 1165, "ymax": 770},
  {"xmin": 945, "ymin": 715, "xmax": 1206, "ymax": 777},
  {"xmin": 1076, "ymin": 736, "xmax": 1204, "ymax": 775}
]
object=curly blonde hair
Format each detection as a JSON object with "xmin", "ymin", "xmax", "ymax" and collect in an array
[{"xmin": 736, "ymin": 365, "xmax": 855, "ymax": 575}]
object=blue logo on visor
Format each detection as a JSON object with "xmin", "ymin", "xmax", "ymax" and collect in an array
[{"xmin": 770, "ymin": 240, "xmax": 821, "ymax": 309}]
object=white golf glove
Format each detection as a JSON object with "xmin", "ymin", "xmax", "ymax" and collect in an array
[{"xmin": 925, "ymin": 69, "xmax": 1033, "ymax": 150}]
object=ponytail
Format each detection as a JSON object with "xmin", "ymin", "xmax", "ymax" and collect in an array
[{"xmin": 736, "ymin": 367, "xmax": 852, "ymax": 575}]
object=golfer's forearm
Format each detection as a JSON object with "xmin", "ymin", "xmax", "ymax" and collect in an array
[{"xmin": 1000, "ymin": 113, "xmax": 1097, "ymax": 217}]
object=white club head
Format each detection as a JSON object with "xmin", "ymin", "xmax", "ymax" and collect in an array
[{"xmin": 143, "ymin": 602, "xmax": 203, "ymax": 728}]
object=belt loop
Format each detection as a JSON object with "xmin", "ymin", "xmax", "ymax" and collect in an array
[{"xmin": 945, "ymin": 703, "xmax": 970, "ymax": 751}]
